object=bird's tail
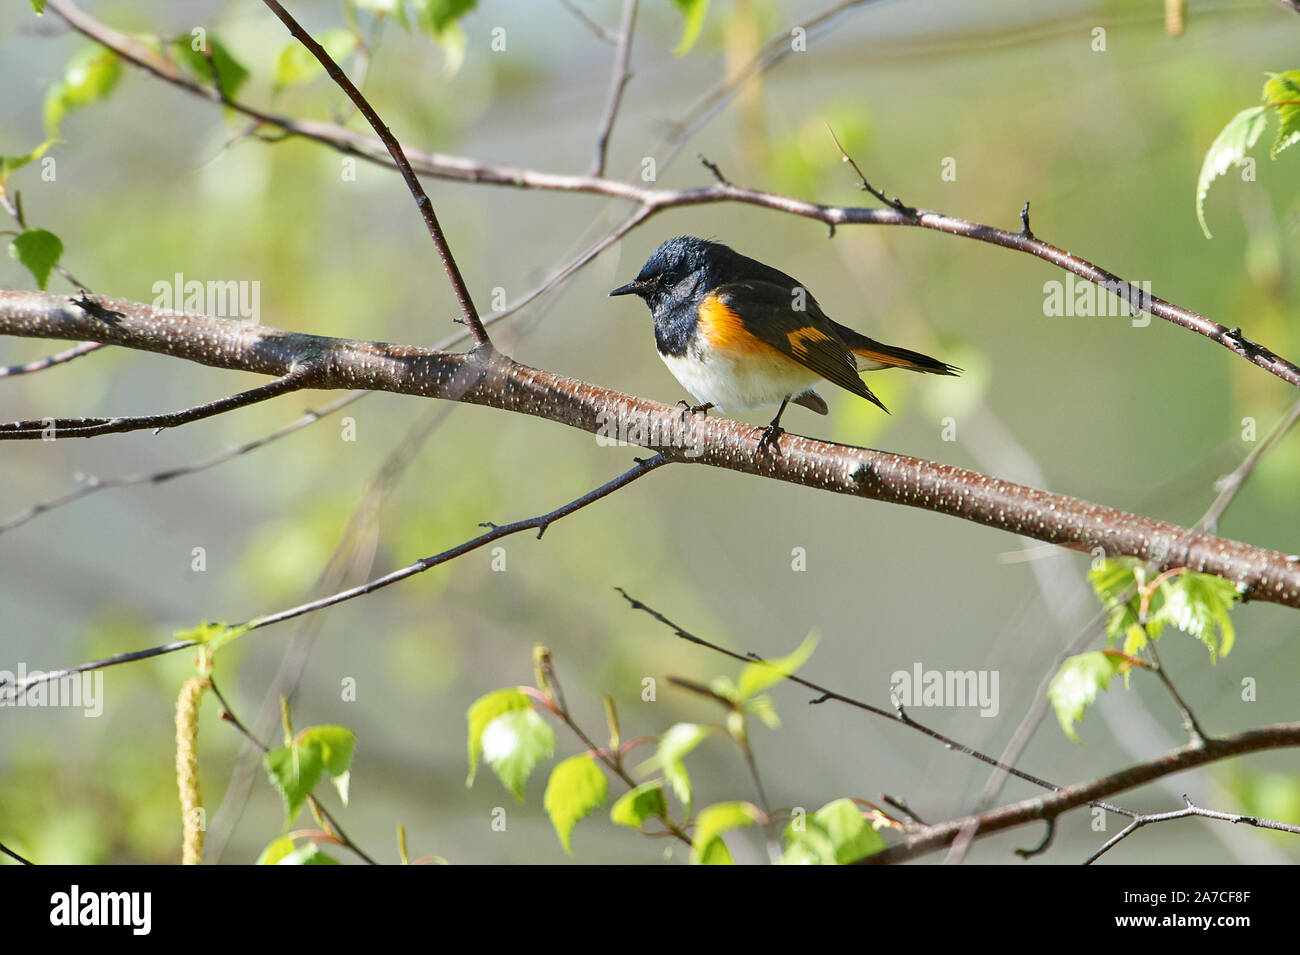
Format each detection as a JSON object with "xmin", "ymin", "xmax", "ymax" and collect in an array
[{"xmin": 835, "ymin": 325, "xmax": 961, "ymax": 376}]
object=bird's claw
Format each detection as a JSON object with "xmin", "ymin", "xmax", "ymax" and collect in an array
[{"xmin": 757, "ymin": 422, "xmax": 784, "ymax": 455}]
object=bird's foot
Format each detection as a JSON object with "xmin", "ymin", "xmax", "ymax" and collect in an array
[
  {"xmin": 756, "ymin": 422, "xmax": 785, "ymax": 455},
  {"xmin": 677, "ymin": 400, "xmax": 713, "ymax": 423}
]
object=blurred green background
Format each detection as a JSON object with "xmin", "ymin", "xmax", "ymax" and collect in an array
[{"xmin": 1, "ymin": 0, "xmax": 1298, "ymax": 864}]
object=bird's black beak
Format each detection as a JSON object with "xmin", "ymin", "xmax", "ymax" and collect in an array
[{"xmin": 609, "ymin": 280, "xmax": 642, "ymax": 297}]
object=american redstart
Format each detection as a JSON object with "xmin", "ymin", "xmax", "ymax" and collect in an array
[{"xmin": 611, "ymin": 236, "xmax": 959, "ymax": 447}]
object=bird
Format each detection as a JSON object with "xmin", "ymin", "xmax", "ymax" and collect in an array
[{"xmin": 610, "ymin": 236, "xmax": 959, "ymax": 449}]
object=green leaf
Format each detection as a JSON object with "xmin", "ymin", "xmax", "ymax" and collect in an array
[
  {"xmin": 274, "ymin": 29, "xmax": 359, "ymax": 87},
  {"xmin": 1196, "ymin": 105, "xmax": 1268, "ymax": 238},
  {"xmin": 1087, "ymin": 558, "xmax": 1143, "ymax": 646},
  {"xmin": 481, "ymin": 708, "xmax": 555, "ymax": 801},
  {"xmin": 1048, "ymin": 651, "xmax": 1124, "ymax": 743},
  {"xmin": 412, "ymin": 0, "xmax": 475, "ymax": 73},
  {"xmin": 177, "ymin": 620, "xmax": 251, "ymax": 652},
  {"xmin": 279, "ymin": 841, "xmax": 340, "ymax": 864},
  {"xmin": 9, "ymin": 229, "xmax": 62, "ymax": 290},
  {"xmin": 30, "ymin": 0, "xmax": 48, "ymax": 14},
  {"xmin": 263, "ymin": 724, "xmax": 356, "ymax": 824},
  {"xmin": 809, "ymin": 799, "xmax": 884, "ymax": 864},
  {"xmin": 690, "ymin": 801, "xmax": 761, "ymax": 864},
  {"xmin": 265, "ymin": 741, "xmax": 325, "ymax": 824},
  {"xmin": 1263, "ymin": 71, "xmax": 1300, "ymax": 159},
  {"xmin": 44, "ymin": 46, "xmax": 121, "ymax": 135},
  {"xmin": 737, "ymin": 633, "xmax": 819, "ymax": 699},
  {"xmin": 610, "ymin": 781, "xmax": 668, "ymax": 830},
  {"xmin": 466, "ymin": 688, "xmax": 530, "ymax": 785},
  {"xmin": 543, "ymin": 755, "xmax": 609, "ymax": 854},
  {"xmin": 297, "ymin": 725, "xmax": 356, "ymax": 805},
  {"xmin": 1151, "ymin": 572, "xmax": 1238, "ymax": 660},
  {"xmin": 0, "ymin": 139, "xmax": 57, "ymax": 187},
  {"xmin": 173, "ymin": 37, "xmax": 249, "ymax": 100},
  {"xmin": 670, "ymin": 0, "xmax": 709, "ymax": 57},
  {"xmin": 745, "ymin": 694, "xmax": 781, "ymax": 730},
  {"xmin": 255, "ymin": 835, "xmax": 296, "ymax": 865},
  {"xmin": 636, "ymin": 722, "xmax": 709, "ymax": 814}
]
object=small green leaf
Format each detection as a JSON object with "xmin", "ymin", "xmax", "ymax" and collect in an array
[
  {"xmin": 255, "ymin": 835, "xmax": 296, "ymax": 865},
  {"xmin": 173, "ymin": 37, "xmax": 250, "ymax": 100},
  {"xmin": 297, "ymin": 725, "xmax": 356, "ymax": 805},
  {"xmin": 412, "ymin": 0, "xmax": 475, "ymax": 73},
  {"xmin": 810, "ymin": 798, "xmax": 884, "ymax": 864},
  {"xmin": 1087, "ymin": 558, "xmax": 1143, "ymax": 645},
  {"xmin": 1263, "ymin": 71, "xmax": 1300, "ymax": 159},
  {"xmin": 9, "ymin": 228, "xmax": 62, "ymax": 290},
  {"xmin": 543, "ymin": 755, "xmax": 609, "ymax": 853},
  {"xmin": 1196, "ymin": 105, "xmax": 1268, "ymax": 238},
  {"xmin": 0, "ymin": 139, "xmax": 57, "ymax": 187},
  {"xmin": 274, "ymin": 29, "xmax": 359, "ymax": 87},
  {"xmin": 482, "ymin": 708, "xmax": 555, "ymax": 801},
  {"xmin": 670, "ymin": 0, "xmax": 709, "ymax": 57},
  {"xmin": 1048, "ymin": 651, "xmax": 1124, "ymax": 743},
  {"xmin": 1151, "ymin": 572, "xmax": 1238, "ymax": 660},
  {"xmin": 176, "ymin": 620, "xmax": 251, "ymax": 652},
  {"xmin": 265, "ymin": 741, "xmax": 325, "ymax": 824},
  {"xmin": 690, "ymin": 801, "xmax": 761, "ymax": 864},
  {"xmin": 610, "ymin": 781, "xmax": 668, "ymax": 830},
  {"xmin": 636, "ymin": 722, "xmax": 709, "ymax": 814},
  {"xmin": 44, "ymin": 46, "xmax": 121, "ymax": 135},
  {"xmin": 745, "ymin": 694, "xmax": 781, "ymax": 730},
  {"xmin": 466, "ymin": 688, "xmax": 530, "ymax": 785},
  {"xmin": 30, "ymin": 0, "xmax": 48, "ymax": 14},
  {"xmin": 278, "ymin": 841, "xmax": 340, "ymax": 864},
  {"xmin": 737, "ymin": 633, "xmax": 819, "ymax": 699}
]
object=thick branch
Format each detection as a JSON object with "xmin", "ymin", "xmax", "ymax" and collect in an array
[{"xmin": 5, "ymin": 289, "xmax": 1299, "ymax": 609}]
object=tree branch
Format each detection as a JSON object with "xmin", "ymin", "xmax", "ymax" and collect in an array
[
  {"xmin": 860, "ymin": 723, "xmax": 1300, "ymax": 864},
  {"xmin": 5, "ymin": 289, "xmax": 1300, "ymax": 611}
]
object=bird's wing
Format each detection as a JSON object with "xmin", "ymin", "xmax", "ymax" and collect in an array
[{"xmin": 699, "ymin": 280, "xmax": 886, "ymax": 411}]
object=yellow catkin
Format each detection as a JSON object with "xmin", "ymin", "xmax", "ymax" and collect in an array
[
  {"xmin": 1165, "ymin": 0, "xmax": 1187, "ymax": 37},
  {"xmin": 175, "ymin": 676, "xmax": 210, "ymax": 865}
]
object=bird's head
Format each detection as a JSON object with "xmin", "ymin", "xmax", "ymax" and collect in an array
[{"xmin": 609, "ymin": 236, "xmax": 726, "ymax": 309}]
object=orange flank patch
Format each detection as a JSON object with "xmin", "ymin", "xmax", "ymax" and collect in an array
[{"xmin": 696, "ymin": 294, "xmax": 779, "ymax": 356}]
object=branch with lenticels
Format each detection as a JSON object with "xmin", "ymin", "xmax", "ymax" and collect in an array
[{"xmin": 5, "ymin": 288, "xmax": 1299, "ymax": 610}]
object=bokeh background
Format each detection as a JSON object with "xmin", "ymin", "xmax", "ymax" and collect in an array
[{"xmin": 1, "ymin": 0, "xmax": 1298, "ymax": 864}]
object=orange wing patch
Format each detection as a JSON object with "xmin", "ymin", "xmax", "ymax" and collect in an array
[
  {"xmin": 696, "ymin": 293, "xmax": 781, "ymax": 356},
  {"xmin": 787, "ymin": 325, "xmax": 835, "ymax": 359}
]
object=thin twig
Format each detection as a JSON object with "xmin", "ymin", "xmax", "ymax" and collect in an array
[
  {"xmin": 1083, "ymin": 793, "xmax": 1300, "ymax": 865},
  {"xmin": 589, "ymin": 0, "xmax": 637, "ymax": 177},
  {"xmin": 259, "ymin": 0, "xmax": 490, "ymax": 346},
  {"xmin": 557, "ymin": 0, "xmax": 619, "ymax": 43},
  {"xmin": 613, "ymin": 588, "xmax": 1136, "ymax": 820},
  {"xmin": 0, "ymin": 362, "xmax": 313, "ymax": 439},
  {"xmin": 1198, "ymin": 396, "xmax": 1300, "ymax": 533}
]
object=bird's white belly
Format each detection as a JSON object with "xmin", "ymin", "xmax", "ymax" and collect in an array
[{"xmin": 659, "ymin": 345, "xmax": 820, "ymax": 412}]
